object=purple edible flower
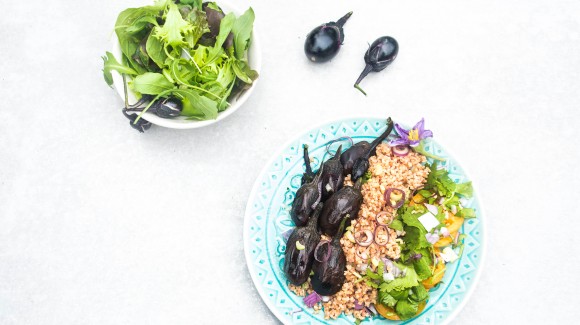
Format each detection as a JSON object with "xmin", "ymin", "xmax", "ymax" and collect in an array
[
  {"xmin": 389, "ymin": 118, "xmax": 433, "ymax": 147},
  {"xmin": 303, "ymin": 292, "xmax": 322, "ymax": 308}
]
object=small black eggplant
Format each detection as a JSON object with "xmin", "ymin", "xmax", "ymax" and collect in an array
[
  {"xmin": 125, "ymin": 97, "xmax": 183, "ymax": 118},
  {"xmin": 122, "ymin": 108, "xmax": 152, "ymax": 133},
  {"xmin": 290, "ymin": 166, "xmax": 323, "ymax": 227},
  {"xmin": 351, "ymin": 118, "xmax": 395, "ymax": 182},
  {"xmin": 340, "ymin": 141, "xmax": 370, "ymax": 176},
  {"xmin": 319, "ymin": 145, "xmax": 345, "ymax": 201},
  {"xmin": 304, "ymin": 12, "xmax": 353, "ymax": 63},
  {"xmin": 311, "ymin": 218, "xmax": 347, "ymax": 296},
  {"xmin": 341, "ymin": 118, "xmax": 396, "ymax": 176},
  {"xmin": 283, "ymin": 203, "xmax": 323, "ymax": 286},
  {"xmin": 319, "ymin": 179, "xmax": 363, "ymax": 237},
  {"xmin": 354, "ymin": 36, "xmax": 399, "ymax": 95},
  {"xmin": 301, "ymin": 144, "xmax": 316, "ymax": 186}
]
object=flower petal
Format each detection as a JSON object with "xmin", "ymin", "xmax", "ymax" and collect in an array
[
  {"xmin": 413, "ymin": 118, "xmax": 425, "ymax": 133},
  {"xmin": 409, "ymin": 140, "xmax": 421, "ymax": 147},
  {"xmin": 394, "ymin": 123, "xmax": 409, "ymax": 137},
  {"xmin": 420, "ymin": 129, "xmax": 433, "ymax": 139},
  {"xmin": 389, "ymin": 138, "xmax": 410, "ymax": 146}
]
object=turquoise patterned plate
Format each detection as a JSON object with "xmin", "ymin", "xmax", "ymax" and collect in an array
[{"xmin": 244, "ymin": 117, "xmax": 486, "ymax": 325}]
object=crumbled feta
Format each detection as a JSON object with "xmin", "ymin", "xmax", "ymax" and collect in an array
[
  {"xmin": 441, "ymin": 247, "xmax": 459, "ymax": 263},
  {"xmin": 383, "ymin": 272, "xmax": 395, "ymax": 282},
  {"xmin": 418, "ymin": 212, "xmax": 440, "ymax": 232}
]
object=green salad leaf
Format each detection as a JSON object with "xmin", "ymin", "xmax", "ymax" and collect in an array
[
  {"xmin": 102, "ymin": 52, "xmax": 137, "ymax": 86},
  {"xmin": 131, "ymin": 72, "xmax": 174, "ymax": 95},
  {"xmin": 231, "ymin": 8, "xmax": 255, "ymax": 59}
]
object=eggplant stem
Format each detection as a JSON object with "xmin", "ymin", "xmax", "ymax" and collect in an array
[
  {"xmin": 354, "ymin": 65, "xmax": 373, "ymax": 96},
  {"xmin": 354, "ymin": 84, "xmax": 367, "ymax": 96},
  {"xmin": 337, "ymin": 11, "xmax": 353, "ymax": 28},
  {"xmin": 303, "ymin": 144, "xmax": 313, "ymax": 175}
]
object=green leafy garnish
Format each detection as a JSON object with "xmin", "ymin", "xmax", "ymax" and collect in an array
[{"xmin": 395, "ymin": 300, "xmax": 419, "ymax": 320}]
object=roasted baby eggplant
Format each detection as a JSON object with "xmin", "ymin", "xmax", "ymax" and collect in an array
[
  {"xmin": 301, "ymin": 144, "xmax": 316, "ymax": 186},
  {"xmin": 311, "ymin": 219, "xmax": 348, "ymax": 296},
  {"xmin": 283, "ymin": 203, "xmax": 323, "ymax": 286},
  {"xmin": 291, "ymin": 166, "xmax": 323, "ymax": 226},
  {"xmin": 319, "ymin": 145, "xmax": 345, "ymax": 201},
  {"xmin": 319, "ymin": 179, "xmax": 363, "ymax": 237},
  {"xmin": 352, "ymin": 118, "xmax": 394, "ymax": 181}
]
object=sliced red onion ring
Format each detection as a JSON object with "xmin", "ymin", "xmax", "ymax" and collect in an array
[
  {"xmin": 424, "ymin": 203, "xmax": 438, "ymax": 216},
  {"xmin": 281, "ymin": 228, "xmax": 294, "ymax": 242},
  {"xmin": 384, "ymin": 188, "xmax": 406, "ymax": 209},
  {"xmin": 354, "ymin": 300, "xmax": 364, "ymax": 310},
  {"xmin": 303, "ymin": 292, "xmax": 322, "ymax": 308},
  {"xmin": 367, "ymin": 304, "xmax": 378, "ymax": 315},
  {"xmin": 391, "ymin": 145, "xmax": 410, "ymax": 157},
  {"xmin": 374, "ymin": 225, "xmax": 390, "ymax": 246},
  {"xmin": 354, "ymin": 230, "xmax": 374, "ymax": 247},
  {"xmin": 375, "ymin": 211, "xmax": 392, "ymax": 226},
  {"xmin": 314, "ymin": 240, "xmax": 331, "ymax": 263},
  {"xmin": 325, "ymin": 137, "xmax": 354, "ymax": 155}
]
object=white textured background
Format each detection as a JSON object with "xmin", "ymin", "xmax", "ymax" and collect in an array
[{"xmin": 1, "ymin": 0, "xmax": 579, "ymax": 324}]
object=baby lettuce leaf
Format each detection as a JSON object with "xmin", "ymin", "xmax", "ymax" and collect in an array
[
  {"xmin": 172, "ymin": 89, "xmax": 218, "ymax": 120},
  {"xmin": 102, "ymin": 52, "xmax": 137, "ymax": 86},
  {"xmin": 146, "ymin": 33, "xmax": 168, "ymax": 68},
  {"xmin": 154, "ymin": 3, "xmax": 194, "ymax": 49},
  {"xmin": 207, "ymin": 12, "xmax": 235, "ymax": 63},
  {"xmin": 180, "ymin": 0, "xmax": 202, "ymax": 10},
  {"xmin": 231, "ymin": 8, "xmax": 255, "ymax": 59},
  {"xmin": 131, "ymin": 72, "xmax": 174, "ymax": 95}
]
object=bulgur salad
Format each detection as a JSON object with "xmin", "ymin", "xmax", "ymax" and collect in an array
[{"xmin": 283, "ymin": 118, "xmax": 475, "ymax": 322}]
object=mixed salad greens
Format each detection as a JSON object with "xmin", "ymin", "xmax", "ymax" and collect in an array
[
  {"xmin": 102, "ymin": 0, "xmax": 257, "ymax": 123},
  {"xmin": 361, "ymin": 162, "xmax": 474, "ymax": 320}
]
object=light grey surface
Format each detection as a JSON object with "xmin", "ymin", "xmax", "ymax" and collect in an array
[{"xmin": 1, "ymin": 0, "xmax": 579, "ymax": 324}]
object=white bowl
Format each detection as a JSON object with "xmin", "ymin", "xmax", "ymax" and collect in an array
[{"xmin": 110, "ymin": 1, "xmax": 262, "ymax": 129}]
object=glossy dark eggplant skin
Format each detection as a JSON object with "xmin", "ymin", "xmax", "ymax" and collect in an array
[
  {"xmin": 304, "ymin": 12, "xmax": 352, "ymax": 63},
  {"xmin": 319, "ymin": 145, "xmax": 344, "ymax": 201},
  {"xmin": 311, "ymin": 219, "xmax": 347, "ymax": 296},
  {"xmin": 340, "ymin": 141, "xmax": 370, "ymax": 176},
  {"xmin": 354, "ymin": 36, "xmax": 399, "ymax": 95},
  {"xmin": 301, "ymin": 144, "xmax": 316, "ymax": 186},
  {"xmin": 319, "ymin": 179, "xmax": 363, "ymax": 237},
  {"xmin": 352, "ymin": 118, "xmax": 394, "ymax": 182},
  {"xmin": 284, "ymin": 204, "xmax": 323, "ymax": 286},
  {"xmin": 291, "ymin": 166, "xmax": 323, "ymax": 227}
]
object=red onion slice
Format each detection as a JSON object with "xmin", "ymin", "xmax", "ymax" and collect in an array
[
  {"xmin": 354, "ymin": 300, "xmax": 364, "ymax": 310},
  {"xmin": 314, "ymin": 240, "xmax": 331, "ymax": 263},
  {"xmin": 374, "ymin": 225, "xmax": 390, "ymax": 246},
  {"xmin": 375, "ymin": 211, "xmax": 392, "ymax": 226},
  {"xmin": 325, "ymin": 137, "xmax": 354, "ymax": 155},
  {"xmin": 424, "ymin": 203, "xmax": 438, "ymax": 216},
  {"xmin": 392, "ymin": 145, "xmax": 410, "ymax": 157},
  {"xmin": 354, "ymin": 230, "xmax": 374, "ymax": 247},
  {"xmin": 384, "ymin": 188, "xmax": 406, "ymax": 209}
]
